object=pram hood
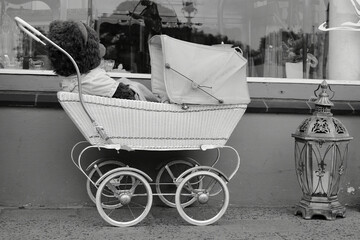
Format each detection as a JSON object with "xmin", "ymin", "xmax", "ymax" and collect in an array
[{"xmin": 149, "ymin": 35, "xmax": 250, "ymax": 105}]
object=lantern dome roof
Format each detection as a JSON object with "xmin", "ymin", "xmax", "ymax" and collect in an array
[{"xmin": 292, "ymin": 115, "xmax": 352, "ymax": 141}]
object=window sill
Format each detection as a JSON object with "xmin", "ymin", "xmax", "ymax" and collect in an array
[{"xmin": 0, "ymin": 69, "xmax": 150, "ymax": 79}]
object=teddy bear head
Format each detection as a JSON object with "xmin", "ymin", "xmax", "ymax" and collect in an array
[{"xmin": 47, "ymin": 20, "xmax": 103, "ymax": 77}]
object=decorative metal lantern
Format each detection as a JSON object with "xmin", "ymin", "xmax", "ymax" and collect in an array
[{"xmin": 292, "ymin": 80, "xmax": 353, "ymax": 220}]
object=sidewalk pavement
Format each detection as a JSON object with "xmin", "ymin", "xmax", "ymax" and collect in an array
[{"xmin": 1, "ymin": 205, "xmax": 360, "ymax": 240}]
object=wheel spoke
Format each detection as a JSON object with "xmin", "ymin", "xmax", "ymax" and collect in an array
[
  {"xmin": 129, "ymin": 201, "xmax": 147, "ymax": 209},
  {"xmin": 205, "ymin": 178, "xmax": 217, "ymax": 192},
  {"xmin": 165, "ymin": 165, "xmax": 176, "ymax": 181},
  {"xmin": 130, "ymin": 179, "xmax": 141, "ymax": 192},
  {"xmin": 127, "ymin": 204, "xmax": 136, "ymax": 220},
  {"xmin": 107, "ymin": 208, "xmax": 115, "ymax": 217}
]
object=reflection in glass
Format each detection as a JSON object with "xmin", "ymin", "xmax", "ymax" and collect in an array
[
  {"xmin": 93, "ymin": 0, "xmax": 330, "ymax": 79},
  {"xmin": 1, "ymin": 0, "xmax": 351, "ymax": 81}
]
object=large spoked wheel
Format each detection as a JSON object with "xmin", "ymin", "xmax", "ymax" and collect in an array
[
  {"xmin": 175, "ymin": 171, "xmax": 229, "ymax": 226},
  {"xmin": 155, "ymin": 159, "xmax": 200, "ymax": 208},
  {"xmin": 86, "ymin": 160, "xmax": 125, "ymax": 204},
  {"xmin": 96, "ymin": 171, "xmax": 153, "ymax": 227}
]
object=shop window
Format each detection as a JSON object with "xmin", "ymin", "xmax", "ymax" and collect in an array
[
  {"xmin": 88, "ymin": 0, "xmax": 331, "ymax": 78},
  {"xmin": 0, "ymin": 0, "xmax": 359, "ymax": 81},
  {"xmin": 0, "ymin": 0, "xmax": 84, "ymax": 70}
]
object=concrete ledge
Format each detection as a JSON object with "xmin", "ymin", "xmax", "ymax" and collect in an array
[
  {"xmin": 1, "ymin": 91, "xmax": 360, "ymax": 115},
  {"xmin": 0, "ymin": 91, "xmax": 58, "ymax": 108}
]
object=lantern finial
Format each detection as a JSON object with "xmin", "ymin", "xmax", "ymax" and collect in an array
[{"xmin": 313, "ymin": 80, "xmax": 334, "ymax": 115}]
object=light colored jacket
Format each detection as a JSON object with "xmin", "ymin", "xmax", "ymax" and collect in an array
[{"xmin": 60, "ymin": 67, "xmax": 159, "ymax": 102}]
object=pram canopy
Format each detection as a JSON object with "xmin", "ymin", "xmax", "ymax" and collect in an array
[{"xmin": 149, "ymin": 35, "xmax": 250, "ymax": 105}]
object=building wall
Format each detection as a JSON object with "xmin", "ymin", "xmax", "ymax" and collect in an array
[{"xmin": 1, "ymin": 107, "xmax": 359, "ymax": 207}]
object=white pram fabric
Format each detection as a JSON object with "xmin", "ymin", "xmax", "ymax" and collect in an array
[{"xmin": 149, "ymin": 35, "xmax": 250, "ymax": 105}]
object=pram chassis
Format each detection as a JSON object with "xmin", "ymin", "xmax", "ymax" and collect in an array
[
  {"xmin": 69, "ymin": 138, "xmax": 241, "ymax": 227},
  {"xmin": 15, "ymin": 17, "xmax": 247, "ymax": 227}
]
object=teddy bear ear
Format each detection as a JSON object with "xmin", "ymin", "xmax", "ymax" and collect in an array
[
  {"xmin": 99, "ymin": 43, "xmax": 106, "ymax": 58},
  {"xmin": 75, "ymin": 21, "xmax": 88, "ymax": 45}
]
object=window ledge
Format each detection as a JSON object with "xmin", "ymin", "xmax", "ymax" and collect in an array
[
  {"xmin": 247, "ymin": 98, "xmax": 360, "ymax": 115},
  {"xmin": 1, "ymin": 90, "xmax": 360, "ymax": 115},
  {"xmin": 2, "ymin": 69, "xmax": 360, "ymax": 85},
  {"xmin": 0, "ymin": 69, "xmax": 150, "ymax": 79}
]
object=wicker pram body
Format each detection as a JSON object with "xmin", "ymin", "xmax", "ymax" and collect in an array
[{"xmin": 57, "ymin": 92, "xmax": 247, "ymax": 150}]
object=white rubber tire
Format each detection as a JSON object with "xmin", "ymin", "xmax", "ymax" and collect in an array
[
  {"xmin": 96, "ymin": 170, "xmax": 152, "ymax": 227},
  {"xmin": 175, "ymin": 170, "xmax": 229, "ymax": 226}
]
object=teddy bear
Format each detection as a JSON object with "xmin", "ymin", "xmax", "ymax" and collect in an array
[{"xmin": 47, "ymin": 19, "xmax": 159, "ymax": 102}]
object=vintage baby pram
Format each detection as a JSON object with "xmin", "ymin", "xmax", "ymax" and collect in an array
[{"xmin": 15, "ymin": 17, "xmax": 250, "ymax": 227}]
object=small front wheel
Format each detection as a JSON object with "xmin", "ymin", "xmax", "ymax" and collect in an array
[
  {"xmin": 96, "ymin": 171, "xmax": 153, "ymax": 227},
  {"xmin": 175, "ymin": 171, "xmax": 229, "ymax": 226}
]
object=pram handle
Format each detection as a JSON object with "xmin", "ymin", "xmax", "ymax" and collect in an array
[
  {"xmin": 14, "ymin": 17, "xmax": 112, "ymax": 144},
  {"xmin": 15, "ymin": 17, "xmax": 46, "ymax": 45}
]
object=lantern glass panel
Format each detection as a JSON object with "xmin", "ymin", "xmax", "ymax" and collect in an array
[{"xmin": 294, "ymin": 139, "xmax": 349, "ymax": 198}]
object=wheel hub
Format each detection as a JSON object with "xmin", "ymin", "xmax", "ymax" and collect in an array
[
  {"xmin": 119, "ymin": 193, "xmax": 131, "ymax": 205},
  {"xmin": 198, "ymin": 192, "xmax": 209, "ymax": 204}
]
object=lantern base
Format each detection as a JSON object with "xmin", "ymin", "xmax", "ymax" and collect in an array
[{"xmin": 295, "ymin": 196, "xmax": 345, "ymax": 220}]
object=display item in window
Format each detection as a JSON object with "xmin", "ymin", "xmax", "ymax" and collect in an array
[
  {"xmin": 0, "ymin": 8, "xmax": 22, "ymax": 69},
  {"xmin": 281, "ymin": 32, "xmax": 318, "ymax": 79},
  {"xmin": 127, "ymin": 0, "xmax": 162, "ymax": 38},
  {"xmin": 47, "ymin": 20, "xmax": 158, "ymax": 102}
]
